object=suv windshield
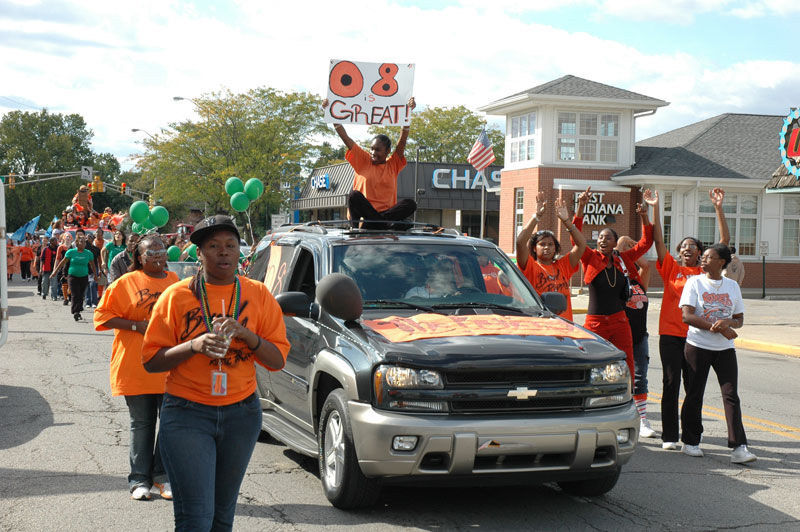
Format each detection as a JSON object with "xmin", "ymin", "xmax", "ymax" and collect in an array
[{"xmin": 332, "ymin": 243, "xmax": 543, "ymax": 311}]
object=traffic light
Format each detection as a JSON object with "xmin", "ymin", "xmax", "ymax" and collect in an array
[
  {"xmin": 92, "ymin": 175, "xmax": 104, "ymax": 193},
  {"xmin": 9, "ymin": 174, "xmax": 15, "ymax": 189},
  {"xmin": 90, "ymin": 181, "xmax": 97, "ymax": 193},
  {"xmin": 121, "ymin": 182, "xmax": 127, "ymax": 195},
  {"xmin": 148, "ymin": 194, "xmax": 154, "ymax": 207}
]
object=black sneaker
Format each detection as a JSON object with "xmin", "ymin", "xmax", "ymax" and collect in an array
[
  {"xmin": 63, "ymin": 299, "xmax": 69, "ymax": 306},
  {"xmin": 73, "ymin": 313, "xmax": 82, "ymax": 321}
]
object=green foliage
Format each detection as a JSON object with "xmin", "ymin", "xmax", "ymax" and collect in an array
[
  {"xmin": 0, "ymin": 109, "xmax": 98, "ymax": 230},
  {"xmin": 312, "ymin": 142, "xmax": 346, "ymax": 168},
  {"xmin": 133, "ymin": 88, "xmax": 331, "ymax": 237},
  {"xmin": 368, "ymin": 105, "xmax": 504, "ymax": 166}
]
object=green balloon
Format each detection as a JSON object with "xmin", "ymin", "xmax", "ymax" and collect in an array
[
  {"xmin": 149, "ymin": 206, "xmax": 169, "ymax": 227},
  {"xmin": 141, "ymin": 218, "xmax": 155, "ymax": 230},
  {"xmin": 225, "ymin": 176, "xmax": 244, "ymax": 196},
  {"xmin": 129, "ymin": 201, "xmax": 150, "ymax": 224},
  {"xmin": 244, "ymin": 178, "xmax": 264, "ymax": 201},
  {"xmin": 230, "ymin": 192, "xmax": 250, "ymax": 212},
  {"xmin": 167, "ymin": 245, "xmax": 181, "ymax": 261},
  {"xmin": 186, "ymin": 243, "xmax": 197, "ymax": 259},
  {"xmin": 131, "ymin": 222, "xmax": 143, "ymax": 234}
]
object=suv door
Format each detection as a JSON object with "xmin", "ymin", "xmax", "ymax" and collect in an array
[{"xmin": 269, "ymin": 245, "xmax": 324, "ymax": 430}]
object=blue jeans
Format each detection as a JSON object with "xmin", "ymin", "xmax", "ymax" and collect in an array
[
  {"xmin": 633, "ymin": 333, "xmax": 649, "ymax": 396},
  {"xmin": 124, "ymin": 394, "xmax": 166, "ymax": 490},
  {"xmin": 159, "ymin": 393, "xmax": 262, "ymax": 532},
  {"xmin": 85, "ymin": 279, "xmax": 98, "ymax": 306}
]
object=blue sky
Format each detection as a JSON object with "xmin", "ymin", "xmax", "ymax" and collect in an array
[{"xmin": 1, "ymin": 0, "xmax": 798, "ymax": 170}]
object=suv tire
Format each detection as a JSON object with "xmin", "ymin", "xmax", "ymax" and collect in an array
[
  {"xmin": 557, "ymin": 467, "xmax": 621, "ymax": 496},
  {"xmin": 317, "ymin": 389, "xmax": 380, "ymax": 509}
]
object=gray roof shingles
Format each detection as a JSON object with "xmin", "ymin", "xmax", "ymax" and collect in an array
[
  {"xmin": 617, "ymin": 114, "xmax": 783, "ymax": 180},
  {"xmin": 503, "ymin": 75, "xmax": 666, "ymax": 103}
]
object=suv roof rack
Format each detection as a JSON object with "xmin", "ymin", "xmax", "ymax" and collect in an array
[{"xmin": 283, "ymin": 220, "xmax": 462, "ymax": 237}]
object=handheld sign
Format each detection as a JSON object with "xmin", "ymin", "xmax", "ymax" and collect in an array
[{"xmin": 325, "ymin": 59, "xmax": 415, "ymax": 126}]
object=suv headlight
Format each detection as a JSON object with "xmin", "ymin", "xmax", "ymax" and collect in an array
[
  {"xmin": 589, "ymin": 361, "xmax": 629, "ymax": 384},
  {"xmin": 586, "ymin": 361, "xmax": 631, "ymax": 408},
  {"xmin": 374, "ymin": 365, "xmax": 447, "ymax": 412}
]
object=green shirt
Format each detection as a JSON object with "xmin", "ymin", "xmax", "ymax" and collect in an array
[
  {"xmin": 105, "ymin": 242, "xmax": 126, "ymax": 266},
  {"xmin": 65, "ymin": 248, "xmax": 93, "ymax": 277}
]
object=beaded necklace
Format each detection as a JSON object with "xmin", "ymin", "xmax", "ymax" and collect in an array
[{"xmin": 199, "ymin": 275, "xmax": 241, "ymax": 333}]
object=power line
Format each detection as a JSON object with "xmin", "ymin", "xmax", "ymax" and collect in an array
[{"xmin": 0, "ymin": 96, "xmax": 42, "ymax": 110}]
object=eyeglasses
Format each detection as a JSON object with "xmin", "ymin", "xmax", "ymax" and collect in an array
[
  {"xmin": 680, "ymin": 243, "xmax": 699, "ymax": 250},
  {"xmin": 142, "ymin": 249, "xmax": 167, "ymax": 258}
]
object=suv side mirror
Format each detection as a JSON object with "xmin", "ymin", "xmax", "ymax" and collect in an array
[
  {"xmin": 276, "ymin": 292, "xmax": 319, "ymax": 320},
  {"xmin": 316, "ymin": 273, "xmax": 362, "ymax": 321},
  {"xmin": 541, "ymin": 291, "xmax": 567, "ymax": 315}
]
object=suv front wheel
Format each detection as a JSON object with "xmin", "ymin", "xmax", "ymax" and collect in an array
[
  {"xmin": 317, "ymin": 389, "xmax": 380, "ymax": 509},
  {"xmin": 557, "ymin": 467, "xmax": 621, "ymax": 496}
]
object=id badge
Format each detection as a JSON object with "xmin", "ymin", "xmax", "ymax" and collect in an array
[{"xmin": 211, "ymin": 371, "xmax": 228, "ymax": 396}]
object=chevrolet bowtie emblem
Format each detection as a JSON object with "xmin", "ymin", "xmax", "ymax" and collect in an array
[{"xmin": 507, "ymin": 386, "xmax": 538, "ymax": 400}]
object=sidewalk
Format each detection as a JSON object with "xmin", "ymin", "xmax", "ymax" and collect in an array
[{"xmin": 570, "ymin": 289, "xmax": 800, "ymax": 357}]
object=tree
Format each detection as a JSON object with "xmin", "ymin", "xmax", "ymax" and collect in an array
[
  {"xmin": 368, "ymin": 105, "xmax": 504, "ymax": 166},
  {"xmin": 0, "ymin": 109, "xmax": 96, "ymax": 230},
  {"xmin": 133, "ymin": 88, "xmax": 332, "ymax": 237}
]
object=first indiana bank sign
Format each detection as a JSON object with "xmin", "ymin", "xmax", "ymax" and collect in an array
[{"xmin": 432, "ymin": 168, "xmax": 501, "ymax": 190}]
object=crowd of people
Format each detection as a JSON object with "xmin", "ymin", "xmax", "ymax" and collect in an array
[{"xmin": 515, "ymin": 186, "xmax": 756, "ymax": 465}]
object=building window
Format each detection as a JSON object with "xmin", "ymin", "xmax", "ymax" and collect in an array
[
  {"xmin": 782, "ymin": 196, "xmax": 800, "ymax": 256},
  {"xmin": 698, "ymin": 193, "xmax": 758, "ymax": 256},
  {"xmin": 662, "ymin": 191, "xmax": 673, "ymax": 252},
  {"xmin": 557, "ymin": 111, "xmax": 619, "ymax": 163},
  {"xmin": 514, "ymin": 188, "xmax": 524, "ymax": 253},
  {"xmin": 510, "ymin": 112, "xmax": 536, "ymax": 163}
]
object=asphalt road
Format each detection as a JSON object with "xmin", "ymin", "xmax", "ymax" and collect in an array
[{"xmin": 1, "ymin": 281, "xmax": 799, "ymax": 531}]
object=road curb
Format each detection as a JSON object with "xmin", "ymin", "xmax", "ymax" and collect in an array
[{"xmin": 735, "ymin": 338, "xmax": 800, "ymax": 358}]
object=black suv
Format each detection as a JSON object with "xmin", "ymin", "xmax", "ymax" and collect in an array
[{"xmin": 246, "ymin": 222, "xmax": 638, "ymax": 509}]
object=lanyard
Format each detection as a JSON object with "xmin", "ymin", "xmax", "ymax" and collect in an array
[{"xmin": 199, "ymin": 276, "xmax": 241, "ymax": 333}]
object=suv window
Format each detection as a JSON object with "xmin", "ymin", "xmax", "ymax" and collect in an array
[
  {"xmin": 332, "ymin": 243, "xmax": 543, "ymax": 310},
  {"xmin": 288, "ymin": 248, "xmax": 316, "ymax": 300}
]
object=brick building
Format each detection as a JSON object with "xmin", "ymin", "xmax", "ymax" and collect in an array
[{"xmin": 480, "ymin": 75, "xmax": 800, "ymax": 289}]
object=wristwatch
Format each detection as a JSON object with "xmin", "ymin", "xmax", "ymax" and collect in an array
[{"xmin": 131, "ymin": 323, "xmax": 137, "ymax": 331}]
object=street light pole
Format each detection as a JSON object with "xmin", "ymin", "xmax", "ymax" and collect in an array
[
  {"xmin": 131, "ymin": 128, "xmax": 156, "ymax": 141},
  {"xmin": 413, "ymin": 145, "xmax": 427, "ymax": 222}
]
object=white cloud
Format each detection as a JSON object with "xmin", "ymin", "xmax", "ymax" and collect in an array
[{"xmin": 0, "ymin": 0, "xmax": 798, "ymax": 170}]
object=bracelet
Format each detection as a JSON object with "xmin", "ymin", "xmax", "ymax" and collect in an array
[
  {"xmin": 189, "ymin": 339, "xmax": 198, "ymax": 353},
  {"xmin": 334, "ymin": 124, "xmax": 343, "ymax": 130},
  {"xmin": 249, "ymin": 335, "xmax": 262, "ymax": 351}
]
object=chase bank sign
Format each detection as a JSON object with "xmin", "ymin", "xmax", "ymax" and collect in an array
[
  {"xmin": 310, "ymin": 173, "xmax": 330, "ymax": 190},
  {"xmin": 432, "ymin": 168, "xmax": 501, "ymax": 190}
]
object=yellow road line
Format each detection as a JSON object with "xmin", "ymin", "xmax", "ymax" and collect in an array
[{"xmin": 648, "ymin": 392, "xmax": 800, "ymax": 441}]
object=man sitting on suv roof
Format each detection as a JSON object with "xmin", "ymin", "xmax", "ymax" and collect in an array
[{"xmin": 324, "ymin": 97, "xmax": 417, "ymax": 229}]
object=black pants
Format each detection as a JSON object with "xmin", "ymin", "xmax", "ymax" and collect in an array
[
  {"xmin": 21, "ymin": 261, "xmax": 31, "ymax": 279},
  {"xmin": 347, "ymin": 190, "xmax": 416, "ymax": 229},
  {"xmin": 659, "ymin": 334, "xmax": 688, "ymax": 443},
  {"xmin": 68, "ymin": 275, "xmax": 88, "ymax": 316},
  {"xmin": 681, "ymin": 344, "xmax": 747, "ymax": 448}
]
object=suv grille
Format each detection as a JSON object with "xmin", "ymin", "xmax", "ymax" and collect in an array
[{"xmin": 444, "ymin": 368, "xmax": 590, "ymax": 414}]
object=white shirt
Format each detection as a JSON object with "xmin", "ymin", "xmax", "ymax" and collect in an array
[{"xmin": 679, "ymin": 275, "xmax": 744, "ymax": 351}]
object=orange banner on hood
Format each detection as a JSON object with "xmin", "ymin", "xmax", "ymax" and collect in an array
[{"xmin": 363, "ymin": 314, "xmax": 595, "ymax": 343}]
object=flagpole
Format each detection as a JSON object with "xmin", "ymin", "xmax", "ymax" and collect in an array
[{"xmin": 480, "ymin": 174, "xmax": 485, "ymax": 239}]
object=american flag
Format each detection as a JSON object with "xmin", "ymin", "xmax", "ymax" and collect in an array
[{"xmin": 467, "ymin": 128, "xmax": 496, "ymax": 172}]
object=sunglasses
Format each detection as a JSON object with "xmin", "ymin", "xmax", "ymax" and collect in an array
[{"xmin": 142, "ymin": 249, "xmax": 167, "ymax": 258}]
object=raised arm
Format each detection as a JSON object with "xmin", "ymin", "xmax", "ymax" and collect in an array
[
  {"xmin": 393, "ymin": 97, "xmax": 416, "ymax": 159},
  {"xmin": 644, "ymin": 189, "xmax": 666, "ymax": 263},
  {"xmin": 515, "ymin": 191, "xmax": 547, "ymax": 269},
  {"xmin": 709, "ymin": 188, "xmax": 730, "ymax": 245},
  {"xmin": 322, "ymin": 99, "xmax": 355, "ymax": 150},
  {"xmin": 556, "ymin": 198, "xmax": 586, "ymax": 268}
]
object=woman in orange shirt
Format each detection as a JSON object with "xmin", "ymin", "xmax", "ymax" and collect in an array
[
  {"xmin": 94, "ymin": 234, "xmax": 180, "ymax": 501},
  {"xmin": 655, "ymin": 188, "xmax": 730, "ymax": 450},
  {"xmin": 515, "ymin": 192, "xmax": 586, "ymax": 320},
  {"xmin": 142, "ymin": 216, "xmax": 289, "ymax": 531}
]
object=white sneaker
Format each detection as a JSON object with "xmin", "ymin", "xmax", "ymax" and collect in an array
[
  {"xmin": 154, "ymin": 481, "xmax": 173, "ymax": 500},
  {"xmin": 131, "ymin": 485, "xmax": 151, "ymax": 500},
  {"xmin": 682, "ymin": 444, "xmax": 704, "ymax": 457},
  {"xmin": 662, "ymin": 441, "xmax": 679, "ymax": 450},
  {"xmin": 639, "ymin": 418, "xmax": 657, "ymax": 438},
  {"xmin": 731, "ymin": 445, "xmax": 757, "ymax": 464}
]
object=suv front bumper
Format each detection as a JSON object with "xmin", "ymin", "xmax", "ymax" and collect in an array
[{"xmin": 348, "ymin": 400, "xmax": 639, "ymax": 478}]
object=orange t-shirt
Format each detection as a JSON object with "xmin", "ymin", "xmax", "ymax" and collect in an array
[
  {"xmin": 94, "ymin": 270, "xmax": 180, "ymax": 396},
  {"xmin": 20, "ymin": 246, "xmax": 34, "ymax": 261},
  {"xmin": 141, "ymin": 276, "xmax": 290, "ymax": 406},
  {"xmin": 480, "ymin": 263, "xmax": 514, "ymax": 298},
  {"xmin": 346, "ymin": 143, "xmax": 407, "ymax": 212},
  {"xmin": 656, "ymin": 253, "xmax": 702, "ymax": 337},
  {"xmin": 519, "ymin": 255, "xmax": 578, "ymax": 320}
]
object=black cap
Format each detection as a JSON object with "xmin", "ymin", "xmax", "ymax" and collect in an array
[{"xmin": 190, "ymin": 215, "xmax": 241, "ymax": 245}]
